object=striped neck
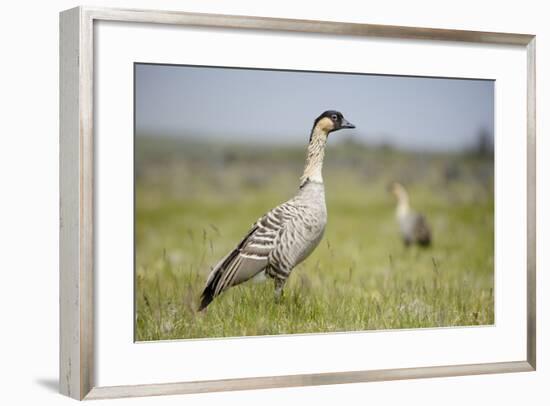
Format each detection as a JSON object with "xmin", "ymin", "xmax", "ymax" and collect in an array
[{"xmin": 300, "ymin": 127, "xmax": 328, "ymax": 186}]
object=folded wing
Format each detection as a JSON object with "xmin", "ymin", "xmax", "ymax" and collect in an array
[
  {"xmin": 413, "ymin": 213, "xmax": 432, "ymax": 246},
  {"xmin": 199, "ymin": 204, "xmax": 289, "ymax": 310}
]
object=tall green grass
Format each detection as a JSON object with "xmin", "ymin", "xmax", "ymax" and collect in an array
[{"xmin": 135, "ymin": 139, "xmax": 494, "ymax": 340}]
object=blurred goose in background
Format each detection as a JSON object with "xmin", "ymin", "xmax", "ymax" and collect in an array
[
  {"xmin": 199, "ymin": 110, "xmax": 355, "ymax": 310},
  {"xmin": 389, "ymin": 182, "xmax": 432, "ymax": 247}
]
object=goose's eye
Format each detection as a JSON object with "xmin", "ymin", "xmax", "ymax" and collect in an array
[{"xmin": 331, "ymin": 114, "xmax": 338, "ymax": 121}]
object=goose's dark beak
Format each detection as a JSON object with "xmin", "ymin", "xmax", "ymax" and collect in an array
[{"xmin": 341, "ymin": 118, "xmax": 355, "ymax": 129}]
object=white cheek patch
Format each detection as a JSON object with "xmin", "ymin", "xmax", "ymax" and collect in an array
[{"xmin": 316, "ymin": 117, "xmax": 334, "ymax": 132}]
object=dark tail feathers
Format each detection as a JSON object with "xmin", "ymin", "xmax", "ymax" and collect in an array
[
  {"xmin": 199, "ymin": 287, "xmax": 215, "ymax": 311},
  {"xmin": 198, "ymin": 269, "xmax": 222, "ymax": 311},
  {"xmin": 198, "ymin": 225, "xmax": 258, "ymax": 311}
]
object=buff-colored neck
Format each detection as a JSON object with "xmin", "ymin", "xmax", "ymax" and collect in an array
[
  {"xmin": 395, "ymin": 188, "xmax": 410, "ymax": 218},
  {"xmin": 300, "ymin": 125, "xmax": 328, "ymax": 186}
]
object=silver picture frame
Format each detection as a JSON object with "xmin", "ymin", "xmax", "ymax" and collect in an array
[{"xmin": 59, "ymin": 6, "xmax": 536, "ymax": 400}]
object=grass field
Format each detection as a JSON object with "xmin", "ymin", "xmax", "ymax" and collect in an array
[{"xmin": 135, "ymin": 137, "xmax": 494, "ymax": 341}]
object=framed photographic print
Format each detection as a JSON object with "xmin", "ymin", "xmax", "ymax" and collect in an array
[{"xmin": 59, "ymin": 6, "xmax": 536, "ymax": 400}]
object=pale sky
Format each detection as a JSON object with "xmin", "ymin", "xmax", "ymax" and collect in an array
[{"xmin": 135, "ymin": 63, "xmax": 494, "ymax": 152}]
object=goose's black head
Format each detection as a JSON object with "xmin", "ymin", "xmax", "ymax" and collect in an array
[{"xmin": 310, "ymin": 110, "xmax": 355, "ymax": 141}]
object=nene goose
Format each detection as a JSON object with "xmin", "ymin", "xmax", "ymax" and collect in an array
[
  {"xmin": 389, "ymin": 182, "xmax": 432, "ymax": 247},
  {"xmin": 199, "ymin": 110, "xmax": 355, "ymax": 310}
]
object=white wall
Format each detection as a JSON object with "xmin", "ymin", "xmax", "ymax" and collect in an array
[{"xmin": 0, "ymin": 1, "xmax": 546, "ymax": 405}]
